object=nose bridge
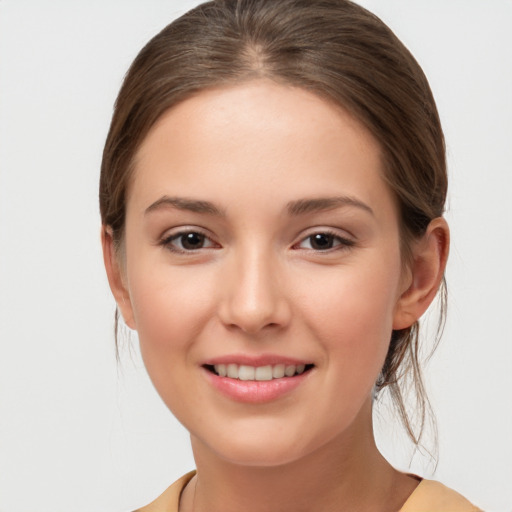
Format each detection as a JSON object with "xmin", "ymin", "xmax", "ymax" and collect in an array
[{"xmin": 219, "ymin": 241, "xmax": 289, "ymax": 333}]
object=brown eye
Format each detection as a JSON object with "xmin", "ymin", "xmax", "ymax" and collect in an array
[
  {"xmin": 296, "ymin": 231, "xmax": 354, "ymax": 252},
  {"xmin": 163, "ymin": 231, "xmax": 217, "ymax": 252},
  {"xmin": 180, "ymin": 232, "xmax": 206, "ymax": 250},
  {"xmin": 309, "ymin": 233, "xmax": 336, "ymax": 250}
]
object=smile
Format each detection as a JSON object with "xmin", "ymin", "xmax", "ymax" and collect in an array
[{"xmin": 205, "ymin": 363, "xmax": 314, "ymax": 381}]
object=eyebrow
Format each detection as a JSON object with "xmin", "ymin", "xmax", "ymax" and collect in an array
[
  {"xmin": 145, "ymin": 195, "xmax": 373, "ymax": 217},
  {"xmin": 286, "ymin": 196, "xmax": 374, "ymax": 216},
  {"xmin": 145, "ymin": 196, "xmax": 225, "ymax": 216}
]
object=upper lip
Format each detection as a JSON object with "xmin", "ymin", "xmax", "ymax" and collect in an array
[{"xmin": 202, "ymin": 354, "xmax": 313, "ymax": 367}]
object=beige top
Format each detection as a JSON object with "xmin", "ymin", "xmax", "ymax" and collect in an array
[{"xmin": 134, "ymin": 471, "xmax": 482, "ymax": 512}]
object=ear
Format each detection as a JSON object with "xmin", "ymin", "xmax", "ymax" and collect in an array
[
  {"xmin": 393, "ymin": 217, "xmax": 450, "ymax": 330},
  {"xmin": 101, "ymin": 226, "xmax": 137, "ymax": 330}
]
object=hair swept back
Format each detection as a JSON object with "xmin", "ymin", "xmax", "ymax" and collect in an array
[{"xmin": 100, "ymin": 0, "xmax": 448, "ymax": 450}]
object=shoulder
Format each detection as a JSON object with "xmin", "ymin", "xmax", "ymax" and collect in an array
[
  {"xmin": 133, "ymin": 471, "xmax": 196, "ymax": 512},
  {"xmin": 400, "ymin": 479, "xmax": 482, "ymax": 512},
  {"xmin": 132, "ymin": 472, "xmax": 481, "ymax": 512}
]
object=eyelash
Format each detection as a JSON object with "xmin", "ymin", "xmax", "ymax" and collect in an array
[
  {"xmin": 293, "ymin": 229, "xmax": 355, "ymax": 252},
  {"xmin": 159, "ymin": 228, "xmax": 354, "ymax": 254},
  {"xmin": 160, "ymin": 229, "xmax": 218, "ymax": 254}
]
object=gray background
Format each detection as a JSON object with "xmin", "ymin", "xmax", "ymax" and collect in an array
[{"xmin": 1, "ymin": 1, "xmax": 511, "ymax": 511}]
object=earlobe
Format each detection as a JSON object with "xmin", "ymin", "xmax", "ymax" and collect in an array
[
  {"xmin": 393, "ymin": 217, "xmax": 450, "ymax": 330},
  {"xmin": 101, "ymin": 226, "xmax": 137, "ymax": 330}
]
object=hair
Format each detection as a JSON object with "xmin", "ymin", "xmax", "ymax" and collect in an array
[{"xmin": 100, "ymin": 0, "xmax": 447, "ymax": 449}]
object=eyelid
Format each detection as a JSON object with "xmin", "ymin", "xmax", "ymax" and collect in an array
[
  {"xmin": 292, "ymin": 228, "xmax": 355, "ymax": 251},
  {"xmin": 159, "ymin": 226, "xmax": 220, "ymax": 253}
]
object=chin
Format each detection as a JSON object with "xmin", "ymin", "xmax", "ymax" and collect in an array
[
  {"xmin": 190, "ymin": 416, "xmax": 340, "ymax": 469},
  {"xmin": 212, "ymin": 440, "xmax": 307, "ymax": 468}
]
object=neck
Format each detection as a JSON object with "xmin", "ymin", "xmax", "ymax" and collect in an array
[{"xmin": 180, "ymin": 401, "xmax": 418, "ymax": 512}]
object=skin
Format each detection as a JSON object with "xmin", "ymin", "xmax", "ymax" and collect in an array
[{"xmin": 103, "ymin": 80, "xmax": 449, "ymax": 512}]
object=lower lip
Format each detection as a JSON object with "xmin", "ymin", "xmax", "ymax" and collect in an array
[{"xmin": 203, "ymin": 368, "xmax": 311, "ymax": 403}]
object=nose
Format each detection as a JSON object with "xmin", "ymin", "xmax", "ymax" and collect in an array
[{"xmin": 217, "ymin": 247, "xmax": 292, "ymax": 335}]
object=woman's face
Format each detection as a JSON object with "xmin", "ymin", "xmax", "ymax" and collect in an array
[{"xmin": 118, "ymin": 80, "xmax": 411, "ymax": 466}]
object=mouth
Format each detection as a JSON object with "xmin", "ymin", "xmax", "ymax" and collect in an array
[{"xmin": 203, "ymin": 363, "xmax": 315, "ymax": 381}]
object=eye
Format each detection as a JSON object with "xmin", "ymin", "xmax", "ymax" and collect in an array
[
  {"xmin": 162, "ymin": 230, "xmax": 217, "ymax": 252},
  {"xmin": 296, "ymin": 231, "xmax": 354, "ymax": 251}
]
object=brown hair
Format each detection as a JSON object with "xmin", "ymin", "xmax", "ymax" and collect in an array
[{"xmin": 100, "ymin": 0, "xmax": 447, "ymax": 448}]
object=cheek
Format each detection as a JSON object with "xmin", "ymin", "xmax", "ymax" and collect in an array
[
  {"xmin": 130, "ymin": 258, "xmax": 214, "ymax": 330},
  {"xmin": 296, "ymin": 260, "xmax": 400, "ymax": 379},
  {"xmin": 126, "ymin": 262, "xmax": 216, "ymax": 384}
]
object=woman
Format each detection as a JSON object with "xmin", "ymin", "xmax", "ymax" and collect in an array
[{"xmin": 100, "ymin": 1, "xmax": 479, "ymax": 510}]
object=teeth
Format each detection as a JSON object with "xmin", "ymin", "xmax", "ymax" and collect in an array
[
  {"xmin": 272, "ymin": 364, "xmax": 285, "ymax": 379},
  {"xmin": 238, "ymin": 365, "xmax": 255, "ymax": 381},
  {"xmin": 284, "ymin": 365, "xmax": 296, "ymax": 377},
  {"xmin": 212, "ymin": 363, "xmax": 309, "ymax": 380},
  {"xmin": 227, "ymin": 363, "xmax": 238, "ymax": 379},
  {"xmin": 255, "ymin": 365, "xmax": 273, "ymax": 381},
  {"xmin": 216, "ymin": 364, "xmax": 227, "ymax": 377}
]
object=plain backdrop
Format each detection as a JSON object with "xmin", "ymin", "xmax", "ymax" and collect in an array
[{"xmin": 0, "ymin": 1, "xmax": 511, "ymax": 511}]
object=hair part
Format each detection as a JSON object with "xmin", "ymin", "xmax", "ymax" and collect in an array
[{"xmin": 100, "ymin": 0, "xmax": 448, "ymax": 451}]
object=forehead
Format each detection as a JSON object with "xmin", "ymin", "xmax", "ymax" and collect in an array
[{"xmin": 129, "ymin": 80, "xmax": 392, "ymax": 217}]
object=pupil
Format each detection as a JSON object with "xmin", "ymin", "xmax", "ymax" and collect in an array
[
  {"xmin": 182, "ymin": 232, "xmax": 204, "ymax": 250},
  {"xmin": 311, "ymin": 233, "xmax": 333, "ymax": 250}
]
